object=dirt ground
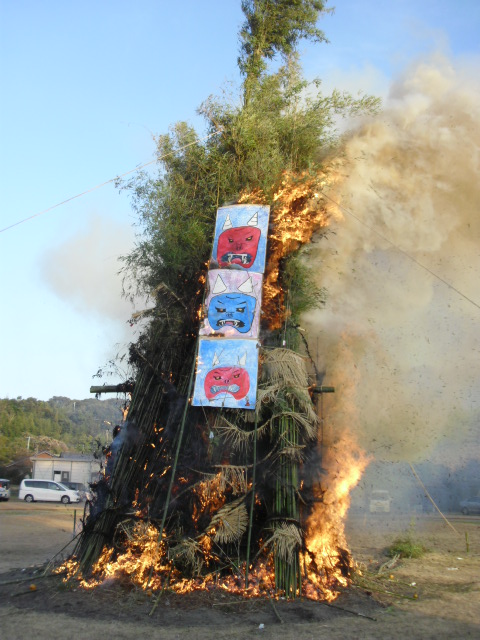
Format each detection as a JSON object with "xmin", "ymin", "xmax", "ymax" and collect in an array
[{"xmin": 1, "ymin": 498, "xmax": 479, "ymax": 639}]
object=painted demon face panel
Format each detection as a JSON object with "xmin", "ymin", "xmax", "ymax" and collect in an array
[
  {"xmin": 204, "ymin": 366, "xmax": 250, "ymax": 400},
  {"xmin": 207, "ymin": 293, "xmax": 257, "ymax": 333},
  {"xmin": 217, "ymin": 226, "xmax": 261, "ymax": 268}
]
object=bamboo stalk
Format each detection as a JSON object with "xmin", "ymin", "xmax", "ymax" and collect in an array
[
  {"xmin": 245, "ymin": 414, "xmax": 259, "ymax": 588},
  {"xmin": 409, "ymin": 463, "xmax": 460, "ymax": 535},
  {"xmin": 148, "ymin": 352, "xmax": 197, "ymax": 615}
]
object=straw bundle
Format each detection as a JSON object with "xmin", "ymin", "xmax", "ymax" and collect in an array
[
  {"xmin": 213, "ymin": 414, "xmax": 269, "ymax": 451},
  {"xmin": 261, "ymin": 348, "xmax": 310, "ymax": 388},
  {"xmin": 266, "ymin": 522, "xmax": 303, "ymax": 563},
  {"xmin": 169, "ymin": 538, "xmax": 204, "ymax": 575},
  {"xmin": 210, "ymin": 498, "xmax": 249, "ymax": 545},
  {"xmin": 213, "ymin": 465, "xmax": 248, "ymax": 495},
  {"xmin": 255, "ymin": 348, "xmax": 318, "ymax": 597}
]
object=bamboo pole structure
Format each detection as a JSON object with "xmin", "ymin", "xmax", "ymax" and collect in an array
[
  {"xmin": 273, "ymin": 413, "xmax": 301, "ymax": 597},
  {"xmin": 147, "ymin": 354, "xmax": 197, "ymax": 609},
  {"xmin": 72, "ymin": 200, "xmax": 326, "ymax": 601}
]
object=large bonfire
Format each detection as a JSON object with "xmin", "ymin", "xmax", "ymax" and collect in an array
[
  {"xmin": 64, "ymin": 172, "xmax": 367, "ymax": 603},
  {"xmin": 60, "ymin": 0, "xmax": 377, "ymax": 607}
]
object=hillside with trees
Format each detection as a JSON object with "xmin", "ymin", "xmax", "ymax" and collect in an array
[{"xmin": 0, "ymin": 396, "xmax": 127, "ymax": 475}]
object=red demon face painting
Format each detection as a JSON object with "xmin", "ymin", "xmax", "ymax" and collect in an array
[
  {"xmin": 217, "ymin": 226, "xmax": 261, "ymax": 269},
  {"xmin": 204, "ymin": 366, "xmax": 250, "ymax": 400}
]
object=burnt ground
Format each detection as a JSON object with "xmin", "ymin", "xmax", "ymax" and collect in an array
[{"xmin": 0, "ymin": 500, "xmax": 479, "ymax": 639}]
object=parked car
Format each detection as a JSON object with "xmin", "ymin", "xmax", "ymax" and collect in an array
[
  {"xmin": 63, "ymin": 481, "xmax": 88, "ymax": 500},
  {"xmin": 459, "ymin": 496, "xmax": 480, "ymax": 515},
  {"xmin": 0, "ymin": 478, "xmax": 11, "ymax": 501},
  {"xmin": 18, "ymin": 479, "xmax": 80, "ymax": 504},
  {"xmin": 369, "ymin": 489, "xmax": 391, "ymax": 513}
]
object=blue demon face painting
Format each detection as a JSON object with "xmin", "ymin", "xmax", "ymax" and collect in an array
[{"xmin": 207, "ymin": 293, "xmax": 257, "ymax": 334}]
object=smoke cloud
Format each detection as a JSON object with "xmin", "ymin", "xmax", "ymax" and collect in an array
[
  {"xmin": 41, "ymin": 214, "xmax": 135, "ymax": 321},
  {"xmin": 304, "ymin": 54, "xmax": 480, "ymax": 466}
]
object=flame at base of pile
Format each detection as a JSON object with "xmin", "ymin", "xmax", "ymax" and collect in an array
[
  {"xmin": 303, "ymin": 433, "xmax": 369, "ymax": 600},
  {"xmin": 60, "ymin": 430, "xmax": 367, "ymax": 603},
  {"xmin": 60, "ymin": 520, "xmax": 353, "ymax": 602}
]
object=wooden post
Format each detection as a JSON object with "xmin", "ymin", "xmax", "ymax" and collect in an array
[{"xmin": 90, "ymin": 383, "xmax": 134, "ymax": 394}]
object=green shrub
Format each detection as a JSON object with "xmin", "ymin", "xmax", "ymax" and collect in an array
[
  {"xmin": 388, "ymin": 520, "xmax": 428, "ymax": 558},
  {"xmin": 388, "ymin": 536, "xmax": 427, "ymax": 559}
]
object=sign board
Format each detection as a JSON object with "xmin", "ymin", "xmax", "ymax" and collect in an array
[
  {"xmin": 200, "ymin": 269, "xmax": 263, "ymax": 339},
  {"xmin": 192, "ymin": 338, "xmax": 259, "ymax": 409},
  {"xmin": 192, "ymin": 204, "xmax": 270, "ymax": 410},
  {"xmin": 210, "ymin": 204, "xmax": 270, "ymax": 274}
]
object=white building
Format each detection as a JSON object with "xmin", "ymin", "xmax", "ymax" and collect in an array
[{"xmin": 30, "ymin": 451, "xmax": 101, "ymax": 487}]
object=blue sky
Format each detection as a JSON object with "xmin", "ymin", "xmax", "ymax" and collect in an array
[{"xmin": 0, "ymin": 0, "xmax": 479, "ymax": 401}]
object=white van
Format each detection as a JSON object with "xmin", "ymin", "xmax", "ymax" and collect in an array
[{"xmin": 19, "ymin": 479, "xmax": 80, "ymax": 504}]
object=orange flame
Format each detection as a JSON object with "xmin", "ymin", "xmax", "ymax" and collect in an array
[
  {"xmin": 60, "ymin": 434, "xmax": 367, "ymax": 601},
  {"xmin": 239, "ymin": 170, "xmax": 337, "ymax": 329},
  {"xmin": 301, "ymin": 433, "xmax": 369, "ymax": 600}
]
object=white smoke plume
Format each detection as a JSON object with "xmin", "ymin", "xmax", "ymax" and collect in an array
[
  {"xmin": 41, "ymin": 214, "xmax": 135, "ymax": 321},
  {"xmin": 304, "ymin": 54, "xmax": 480, "ymax": 466}
]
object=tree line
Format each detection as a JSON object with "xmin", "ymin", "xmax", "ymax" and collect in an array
[{"xmin": 0, "ymin": 396, "xmax": 126, "ymax": 468}]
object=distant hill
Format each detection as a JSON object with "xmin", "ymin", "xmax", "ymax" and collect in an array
[{"xmin": 0, "ymin": 396, "xmax": 128, "ymax": 470}]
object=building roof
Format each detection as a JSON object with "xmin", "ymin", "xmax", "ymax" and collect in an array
[
  {"xmin": 30, "ymin": 451, "xmax": 57, "ymax": 460},
  {"xmin": 30, "ymin": 451, "xmax": 98, "ymax": 462},
  {"xmin": 59, "ymin": 453, "xmax": 98, "ymax": 462}
]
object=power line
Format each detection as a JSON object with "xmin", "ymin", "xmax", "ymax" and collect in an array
[
  {"xmin": 0, "ymin": 130, "xmax": 222, "ymax": 235},
  {"xmin": 321, "ymin": 191, "xmax": 480, "ymax": 312}
]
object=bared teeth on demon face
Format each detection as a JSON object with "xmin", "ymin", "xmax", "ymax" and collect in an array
[
  {"xmin": 217, "ymin": 319, "xmax": 244, "ymax": 328},
  {"xmin": 221, "ymin": 252, "xmax": 253, "ymax": 265},
  {"xmin": 209, "ymin": 384, "xmax": 240, "ymax": 394}
]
